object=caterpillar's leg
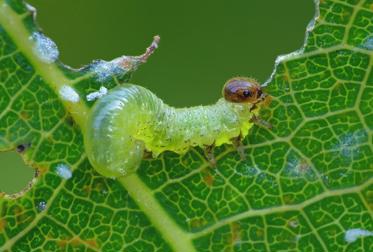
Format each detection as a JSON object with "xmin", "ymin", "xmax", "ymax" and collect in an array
[
  {"xmin": 231, "ymin": 134, "xmax": 246, "ymax": 160},
  {"xmin": 204, "ymin": 144, "xmax": 217, "ymax": 167},
  {"xmin": 250, "ymin": 115, "xmax": 272, "ymax": 129}
]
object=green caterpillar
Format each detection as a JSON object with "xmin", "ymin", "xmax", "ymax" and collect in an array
[{"xmin": 85, "ymin": 77, "xmax": 269, "ymax": 177}]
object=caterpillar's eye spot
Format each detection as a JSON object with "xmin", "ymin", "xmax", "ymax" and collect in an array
[{"xmin": 243, "ymin": 90, "xmax": 251, "ymax": 97}]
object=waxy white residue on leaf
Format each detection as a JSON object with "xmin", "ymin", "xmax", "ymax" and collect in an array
[
  {"xmin": 362, "ymin": 36, "xmax": 373, "ymax": 50},
  {"xmin": 59, "ymin": 85, "xmax": 80, "ymax": 103},
  {"xmin": 90, "ymin": 57, "xmax": 133, "ymax": 82},
  {"xmin": 37, "ymin": 201, "xmax": 47, "ymax": 212},
  {"xmin": 30, "ymin": 32, "xmax": 59, "ymax": 63},
  {"xmin": 55, "ymin": 163, "xmax": 73, "ymax": 180},
  {"xmin": 86, "ymin": 86, "xmax": 108, "ymax": 101},
  {"xmin": 344, "ymin": 228, "xmax": 373, "ymax": 243}
]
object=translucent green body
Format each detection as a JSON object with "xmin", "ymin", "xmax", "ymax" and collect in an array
[{"xmin": 85, "ymin": 84, "xmax": 258, "ymax": 177}]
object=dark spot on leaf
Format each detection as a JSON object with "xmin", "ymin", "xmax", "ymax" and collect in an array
[
  {"xmin": 16, "ymin": 143, "xmax": 30, "ymax": 153},
  {"xmin": 65, "ymin": 116, "xmax": 75, "ymax": 127}
]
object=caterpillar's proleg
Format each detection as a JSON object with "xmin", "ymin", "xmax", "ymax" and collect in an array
[
  {"xmin": 204, "ymin": 144, "xmax": 217, "ymax": 167},
  {"xmin": 231, "ymin": 134, "xmax": 246, "ymax": 160},
  {"xmin": 250, "ymin": 115, "xmax": 272, "ymax": 129}
]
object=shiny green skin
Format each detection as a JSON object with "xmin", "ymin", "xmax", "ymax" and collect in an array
[{"xmin": 85, "ymin": 84, "xmax": 257, "ymax": 177}]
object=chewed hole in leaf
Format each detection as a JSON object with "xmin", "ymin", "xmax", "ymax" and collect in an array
[
  {"xmin": 26, "ymin": 0, "xmax": 314, "ymax": 106},
  {"xmin": 0, "ymin": 152, "xmax": 34, "ymax": 195},
  {"xmin": 0, "ymin": 0, "xmax": 372, "ymax": 251}
]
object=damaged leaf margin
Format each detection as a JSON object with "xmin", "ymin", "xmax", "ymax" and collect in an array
[{"xmin": 0, "ymin": 0, "xmax": 372, "ymax": 251}]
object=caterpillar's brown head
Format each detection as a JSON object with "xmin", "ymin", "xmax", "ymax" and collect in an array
[{"xmin": 223, "ymin": 77, "xmax": 267, "ymax": 105}]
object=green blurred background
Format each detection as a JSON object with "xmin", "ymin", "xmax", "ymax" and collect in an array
[{"xmin": 0, "ymin": 0, "xmax": 314, "ymax": 194}]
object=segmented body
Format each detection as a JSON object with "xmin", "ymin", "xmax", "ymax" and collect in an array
[{"xmin": 85, "ymin": 84, "xmax": 259, "ymax": 177}]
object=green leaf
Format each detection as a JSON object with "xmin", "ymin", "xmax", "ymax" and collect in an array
[{"xmin": 0, "ymin": 0, "xmax": 372, "ymax": 251}]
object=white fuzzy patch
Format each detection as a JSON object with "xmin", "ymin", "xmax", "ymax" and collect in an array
[
  {"xmin": 56, "ymin": 163, "xmax": 72, "ymax": 179},
  {"xmin": 335, "ymin": 130, "xmax": 366, "ymax": 158},
  {"xmin": 37, "ymin": 201, "xmax": 47, "ymax": 211},
  {"xmin": 86, "ymin": 86, "xmax": 108, "ymax": 101},
  {"xmin": 91, "ymin": 57, "xmax": 130, "ymax": 82},
  {"xmin": 59, "ymin": 85, "xmax": 80, "ymax": 103},
  {"xmin": 283, "ymin": 155, "xmax": 317, "ymax": 181},
  {"xmin": 234, "ymin": 164, "xmax": 261, "ymax": 177},
  {"xmin": 345, "ymin": 228, "xmax": 373, "ymax": 243},
  {"xmin": 30, "ymin": 32, "xmax": 59, "ymax": 63},
  {"xmin": 362, "ymin": 36, "xmax": 373, "ymax": 50}
]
